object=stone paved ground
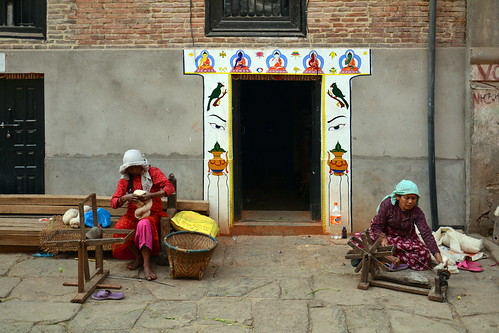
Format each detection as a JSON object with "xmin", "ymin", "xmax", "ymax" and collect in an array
[{"xmin": 0, "ymin": 235, "xmax": 498, "ymax": 332}]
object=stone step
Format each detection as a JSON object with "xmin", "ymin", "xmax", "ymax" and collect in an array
[{"xmin": 230, "ymin": 221, "xmax": 324, "ymax": 236}]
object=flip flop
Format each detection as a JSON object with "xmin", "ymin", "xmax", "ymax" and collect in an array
[
  {"xmin": 387, "ymin": 262, "xmax": 409, "ymax": 272},
  {"xmin": 464, "ymin": 258, "xmax": 482, "ymax": 268},
  {"xmin": 91, "ymin": 289, "xmax": 125, "ymax": 300},
  {"xmin": 457, "ymin": 261, "xmax": 483, "ymax": 272}
]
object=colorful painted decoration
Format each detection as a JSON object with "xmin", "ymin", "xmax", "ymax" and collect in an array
[
  {"xmin": 183, "ymin": 48, "xmax": 371, "ymax": 235},
  {"xmin": 195, "ymin": 50, "xmax": 216, "ymax": 73},
  {"xmin": 230, "ymin": 50, "xmax": 251, "ymax": 73},
  {"xmin": 266, "ymin": 50, "xmax": 288, "ymax": 73},
  {"xmin": 208, "ymin": 142, "xmax": 228, "ymax": 176},
  {"xmin": 303, "ymin": 51, "xmax": 324, "ymax": 74},
  {"xmin": 206, "ymin": 82, "xmax": 227, "ymax": 111},
  {"xmin": 327, "ymin": 83, "xmax": 349, "ymax": 109},
  {"xmin": 328, "ymin": 142, "xmax": 348, "ymax": 176},
  {"xmin": 339, "ymin": 49, "xmax": 361, "ymax": 74}
]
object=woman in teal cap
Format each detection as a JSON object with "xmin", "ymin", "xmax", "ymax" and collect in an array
[{"xmin": 360, "ymin": 180, "xmax": 443, "ymax": 271}]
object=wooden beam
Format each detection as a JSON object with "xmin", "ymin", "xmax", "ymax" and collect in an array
[{"xmin": 369, "ymin": 280, "xmax": 431, "ymax": 296}]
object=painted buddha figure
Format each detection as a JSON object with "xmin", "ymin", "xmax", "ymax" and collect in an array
[
  {"xmin": 340, "ymin": 52, "xmax": 360, "ymax": 74},
  {"xmin": 267, "ymin": 51, "xmax": 287, "ymax": 73},
  {"xmin": 304, "ymin": 51, "xmax": 324, "ymax": 74},
  {"xmin": 231, "ymin": 51, "xmax": 251, "ymax": 73},
  {"xmin": 196, "ymin": 51, "xmax": 215, "ymax": 73}
]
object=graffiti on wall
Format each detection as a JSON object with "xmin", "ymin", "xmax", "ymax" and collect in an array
[{"xmin": 184, "ymin": 48, "xmax": 371, "ymax": 234}]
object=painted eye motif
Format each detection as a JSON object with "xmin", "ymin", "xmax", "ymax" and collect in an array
[
  {"xmin": 207, "ymin": 115, "xmax": 227, "ymax": 131},
  {"xmin": 209, "ymin": 122, "xmax": 225, "ymax": 131},
  {"xmin": 328, "ymin": 123, "xmax": 346, "ymax": 131},
  {"xmin": 327, "ymin": 115, "xmax": 347, "ymax": 131}
]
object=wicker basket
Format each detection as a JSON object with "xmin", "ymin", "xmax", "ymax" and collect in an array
[{"xmin": 164, "ymin": 231, "xmax": 218, "ymax": 280}]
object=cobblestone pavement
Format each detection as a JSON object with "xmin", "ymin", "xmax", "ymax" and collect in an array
[{"xmin": 1, "ymin": 235, "xmax": 498, "ymax": 332}]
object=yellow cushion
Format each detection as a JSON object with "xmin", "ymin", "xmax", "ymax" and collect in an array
[{"xmin": 171, "ymin": 211, "xmax": 219, "ymax": 238}]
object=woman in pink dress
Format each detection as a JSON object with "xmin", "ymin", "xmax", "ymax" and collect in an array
[{"xmin": 112, "ymin": 149, "xmax": 175, "ymax": 280}]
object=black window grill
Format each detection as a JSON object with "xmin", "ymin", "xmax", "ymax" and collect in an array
[
  {"xmin": 223, "ymin": 0, "xmax": 289, "ymax": 18},
  {"xmin": 206, "ymin": 0, "xmax": 306, "ymax": 37},
  {"xmin": 0, "ymin": 0, "xmax": 46, "ymax": 39}
]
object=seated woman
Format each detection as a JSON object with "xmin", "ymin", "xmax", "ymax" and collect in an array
[
  {"xmin": 112, "ymin": 149, "xmax": 176, "ymax": 280},
  {"xmin": 356, "ymin": 180, "xmax": 443, "ymax": 271}
]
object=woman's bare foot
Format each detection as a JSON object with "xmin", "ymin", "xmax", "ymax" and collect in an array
[
  {"xmin": 127, "ymin": 258, "xmax": 143, "ymax": 270},
  {"xmin": 143, "ymin": 266, "xmax": 157, "ymax": 281},
  {"xmin": 386, "ymin": 255, "xmax": 400, "ymax": 268}
]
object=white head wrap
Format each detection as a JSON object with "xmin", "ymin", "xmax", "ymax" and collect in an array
[{"xmin": 119, "ymin": 149, "xmax": 153, "ymax": 192}]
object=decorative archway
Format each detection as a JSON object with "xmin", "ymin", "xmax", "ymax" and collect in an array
[{"xmin": 184, "ymin": 48, "xmax": 371, "ymax": 234}]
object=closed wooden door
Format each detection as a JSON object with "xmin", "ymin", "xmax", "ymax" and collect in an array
[{"xmin": 0, "ymin": 78, "xmax": 44, "ymax": 194}]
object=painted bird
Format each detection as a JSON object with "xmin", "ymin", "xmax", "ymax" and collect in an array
[
  {"xmin": 207, "ymin": 82, "xmax": 224, "ymax": 111},
  {"xmin": 331, "ymin": 83, "xmax": 349, "ymax": 109}
]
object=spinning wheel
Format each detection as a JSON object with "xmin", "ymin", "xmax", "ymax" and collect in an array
[
  {"xmin": 44, "ymin": 193, "xmax": 134, "ymax": 303},
  {"xmin": 345, "ymin": 230, "xmax": 449, "ymax": 302},
  {"xmin": 345, "ymin": 230, "xmax": 393, "ymax": 289}
]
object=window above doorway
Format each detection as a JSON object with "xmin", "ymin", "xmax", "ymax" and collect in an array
[
  {"xmin": 205, "ymin": 0, "xmax": 307, "ymax": 37},
  {"xmin": 0, "ymin": 0, "xmax": 46, "ymax": 39}
]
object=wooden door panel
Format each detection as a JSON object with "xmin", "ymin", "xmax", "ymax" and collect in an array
[{"xmin": 0, "ymin": 79, "xmax": 44, "ymax": 194}]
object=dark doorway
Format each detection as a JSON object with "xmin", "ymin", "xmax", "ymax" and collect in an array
[
  {"xmin": 0, "ymin": 78, "xmax": 45, "ymax": 194},
  {"xmin": 233, "ymin": 78, "xmax": 321, "ymax": 221}
]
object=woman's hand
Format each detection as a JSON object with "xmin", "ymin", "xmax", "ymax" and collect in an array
[
  {"xmin": 379, "ymin": 233, "xmax": 389, "ymax": 247},
  {"xmin": 118, "ymin": 193, "xmax": 133, "ymax": 206},
  {"xmin": 138, "ymin": 192, "xmax": 153, "ymax": 202},
  {"xmin": 434, "ymin": 252, "xmax": 444, "ymax": 265},
  {"xmin": 130, "ymin": 192, "xmax": 147, "ymax": 204}
]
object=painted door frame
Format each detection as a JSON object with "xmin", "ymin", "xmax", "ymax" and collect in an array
[{"xmin": 183, "ymin": 48, "xmax": 371, "ymax": 234}]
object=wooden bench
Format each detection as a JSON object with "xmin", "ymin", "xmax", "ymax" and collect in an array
[{"xmin": 0, "ymin": 175, "xmax": 210, "ymax": 260}]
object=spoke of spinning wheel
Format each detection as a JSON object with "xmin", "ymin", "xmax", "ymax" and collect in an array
[
  {"xmin": 347, "ymin": 239, "xmax": 368, "ymax": 255},
  {"xmin": 373, "ymin": 257, "xmax": 389, "ymax": 271},
  {"xmin": 368, "ymin": 237, "xmax": 383, "ymax": 254},
  {"xmin": 361, "ymin": 232, "xmax": 370, "ymax": 249},
  {"xmin": 366, "ymin": 231, "xmax": 374, "ymax": 245},
  {"xmin": 348, "ymin": 237, "xmax": 364, "ymax": 248},
  {"xmin": 345, "ymin": 252, "xmax": 363, "ymax": 259},
  {"xmin": 369, "ymin": 260, "xmax": 379, "ymax": 277},
  {"xmin": 347, "ymin": 241, "xmax": 366, "ymax": 253},
  {"xmin": 354, "ymin": 257, "xmax": 366, "ymax": 273},
  {"xmin": 360, "ymin": 255, "xmax": 370, "ymax": 281},
  {"xmin": 373, "ymin": 251, "xmax": 393, "ymax": 258}
]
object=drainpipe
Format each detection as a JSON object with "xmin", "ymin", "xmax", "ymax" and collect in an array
[{"xmin": 428, "ymin": 0, "xmax": 439, "ymax": 231}]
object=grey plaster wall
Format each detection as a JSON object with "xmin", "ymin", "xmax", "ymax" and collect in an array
[
  {"xmin": 4, "ymin": 49, "xmax": 205, "ymax": 199},
  {"xmin": 351, "ymin": 48, "xmax": 466, "ymax": 231},
  {"xmin": 3, "ymin": 47, "xmax": 467, "ymax": 230}
]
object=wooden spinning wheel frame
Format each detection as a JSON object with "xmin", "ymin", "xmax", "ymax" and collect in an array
[
  {"xmin": 345, "ymin": 230, "xmax": 449, "ymax": 302},
  {"xmin": 44, "ymin": 193, "xmax": 134, "ymax": 303}
]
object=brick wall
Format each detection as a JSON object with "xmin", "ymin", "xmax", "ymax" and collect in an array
[{"xmin": 0, "ymin": 0, "xmax": 466, "ymax": 49}]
